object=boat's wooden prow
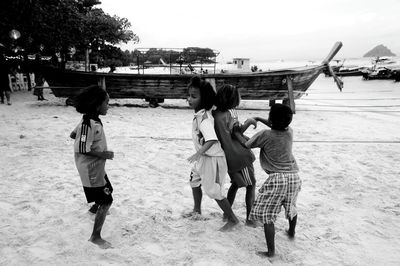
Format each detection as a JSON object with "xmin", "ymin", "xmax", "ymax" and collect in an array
[
  {"xmin": 322, "ymin": 42, "xmax": 344, "ymax": 91},
  {"xmin": 322, "ymin": 42, "xmax": 343, "ymax": 65}
]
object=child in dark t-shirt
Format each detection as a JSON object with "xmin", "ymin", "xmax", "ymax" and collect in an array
[
  {"xmin": 70, "ymin": 85, "xmax": 114, "ymax": 249},
  {"xmin": 245, "ymin": 104, "xmax": 301, "ymax": 257}
]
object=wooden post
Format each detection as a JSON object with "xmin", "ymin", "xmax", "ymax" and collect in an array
[
  {"xmin": 85, "ymin": 48, "xmax": 90, "ymax": 72},
  {"xmin": 214, "ymin": 56, "xmax": 216, "ymax": 74},
  {"xmin": 137, "ymin": 54, "xmax": 140, "ymax": 74},
  {"xmin": 169, "ymin": 53, "xmax": 172, "ymax": 75},
  {"xmin": 205, "ymin": 78, "xmax": 216, "ymax": 92},
  {"xmin": 286, "ymin": 75, "xmax": 296, "ymax": 114},
  {"xmin": 98, "ymin": 76, "xmax": 106, "ymax": 91}
]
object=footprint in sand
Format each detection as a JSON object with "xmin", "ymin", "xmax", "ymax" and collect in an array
[
  {"xmin": 142, "ymin": 242, "xmax": 168, "ymax": 256},
  {"xmin": 28, "ymin": 247, "xmax": 55, "ymax": 260}
]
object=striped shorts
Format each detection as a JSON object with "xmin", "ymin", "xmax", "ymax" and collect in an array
[
  {"xmin": 229, "ymin": 164, "xmax": 255, "ymax": 188},
  {"xmin": 249, "ymin": 172, "xmax": 301, "ymax": 224}
]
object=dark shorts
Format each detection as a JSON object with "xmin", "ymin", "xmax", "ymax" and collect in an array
[
  {"xmin": 83, "ymin": 175, "xmax": 113, "ymax": 205},
  {"xmin": 229, "ymin": 164, "xmax": 255, "ymax": 188},
  {"xmin": 0, "ymin": 83, "xmax": 11, "ymax": 92}
]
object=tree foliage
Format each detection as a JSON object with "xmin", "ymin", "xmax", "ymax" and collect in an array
[
  {"xmin": 0, "ymin": 1, "xmax": 217, "ymax": 69},
  {"xmin": 131, "ymin": 47, "xmax": 218, "ymax": 65},
  {"xmin": 182, "ymin": 47, "xmax": 217, "ymax": 63},
  {"xmin": 0, "ymin": 0, "xmax": 137, "ymax": 67}
]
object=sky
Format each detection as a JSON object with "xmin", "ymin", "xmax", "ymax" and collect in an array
[{"xmin": 100, "ymin": 0, "xmax": 400, "ymax": 62}]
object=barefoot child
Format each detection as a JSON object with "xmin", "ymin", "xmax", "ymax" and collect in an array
[
  {"xmin": 186, "ymin": 76, "xmax": 239, "ymax": 231},
  {"xmin": 70, "ymin": 85, "xmax": 114, "ymax": 248},
  {"xmin": 213, "ymin": 84, "xmax": 257, "ymax": 226},
  {"xmin": 246, "ymin": 104, "xmax": 301, "ymax": 257}
]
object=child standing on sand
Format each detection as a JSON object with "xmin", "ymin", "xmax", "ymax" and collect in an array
[
  {"xmin": 70, "ymin": 85, "xmax": 114, "ymax": 249},
  {"xmin": 213, "ymin": 85, "xmax": 257, "ymax": 226},
  {"xmin": 186, "ymin": 76, "xmax": 239, "ymax": 231},
  {"xmin": 246, "ymin": 104, "xmax": 301, "ymax": 257}
]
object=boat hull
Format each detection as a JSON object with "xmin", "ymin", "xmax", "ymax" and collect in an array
[{"xmin": 43, "ymin": 65, "xmax": 325, "ymax": 101}]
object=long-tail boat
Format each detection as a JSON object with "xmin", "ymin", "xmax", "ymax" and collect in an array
[{"xmin": 43, "ymin": 42, "xmax": 343, "ymax": 112}]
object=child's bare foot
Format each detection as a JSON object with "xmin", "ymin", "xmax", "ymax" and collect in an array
[
  {"xmin": 256, "ymin": 250, "xmax": 275, "ymax": 257},
  {"xmin": 245, "ymin": 219, "xmax": 258, "ymax": 228},
  {"xmin": 88, "ymin": 204, "xmax": 99, "ymax": 214},
  {"xmin": 219, "ymin": 220, "xmax": 239, "ymax": 232},
  {"xmin": 286, "ymin": 229, "xmax": 295, "ymax": 239},
  {"xmin": 89, "ymin": 236, "xmax": 112, "ymax": 249},
  {"xmin": 182, "ymin": 210, "xmax": 201, "ymax": 218}
]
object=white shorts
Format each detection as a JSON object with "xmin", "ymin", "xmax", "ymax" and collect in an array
[{"xmin": 190, "ymin": 156, "xmax": 227, "ymax": 200}]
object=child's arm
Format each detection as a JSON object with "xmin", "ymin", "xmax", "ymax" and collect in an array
[
  {"xmin": 236, "ymin": 118, "xmax": 257, "ymax": 133},
  {"xmin": 84, "ymin": 150, "xmax": 114, "ymax": 160},
  {"xmin": 245, "ymin": 129, "xmax": 266, "ymax": 149},
  {"xmin": 187, "ymin": 140, "xmax": 217, "ymax": 163},
  {"xmin": 232, "ymin": 126, "xmax": 250, "ymax": 147},
  {"xmin": 231, "ymin": 118, "xmax": 256, "ymax": 147},
  {"xmin": 254, "ymin": 117, "xmax": 272, "ymax": 128}
]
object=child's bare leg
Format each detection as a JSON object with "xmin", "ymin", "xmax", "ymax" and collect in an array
[
  {"xmin": 224, "ymin": 183, "xmax": 238, "ymax": 221},
  {"xmin": 245, "ymin": 185, "xmax": 256, "ymax": 226},
  {"xmin": 89, "ymin": 203, "xmax": 112, "ymax": 249},
  {"xmin": 192, "ymin": 186, "xmax": 202, "ymax": 214},
  {"xmin": 286, "ymin": 215, "xmax": 297, "ymax": 238},
  {"xmin": 227, "ymin": 183, "xmax": 238, "ymax": 206},
  {"xmin": 257, "ymin": 223, "xmax": 275, "ymax": 257},
  {"xmin": 5, "ymin": 91, "xmax": 11, "ymax": 105},
  {"xmin": 216, "ymin": 198, "xmax": 239, "ymax": 231},
  {"xmin": 183, "ymin": 187, "xmax": 202, "ymax": 217}
]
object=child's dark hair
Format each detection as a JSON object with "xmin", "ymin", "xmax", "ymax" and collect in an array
[
  {"xmin": 269, "ymin": 103, "xmax": 293, "ymax": 130},
  {"xmin": 75, "ymin": 85, "xmax": 108, "ymax": 114},
  {"xmin": 215, "ymin": 84, "xmax": 240, "ymax": 111},
  {"xmin": 188, "ymin": 76, "xmax": 216, "ymax": 110}
]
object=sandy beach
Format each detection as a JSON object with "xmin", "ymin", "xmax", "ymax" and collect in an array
[{"xmin": 1, "ymin": 75, "xmax": 399, "ymax": 265}]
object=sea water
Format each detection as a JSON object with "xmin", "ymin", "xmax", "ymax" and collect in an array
[{"xmin": 105, "ymin": 56, "xmax": 400, "ymax": 74}]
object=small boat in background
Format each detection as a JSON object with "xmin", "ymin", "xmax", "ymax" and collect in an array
[
  {"xmin": 335, "ymin": 66, "xmax": 365, "ymax": 77},
  {"xmin": 360, "ymin": 56, "xmax": 400, "ymax": 80},
  {"xmin": 323, "ymin": 58, "xmax": 364, "ymax": 77},
  {"xmin": 361, "ymin": 67, "xmax": 394, "ymax": 80},
  {"xmin": 392, "ymin": 69, "xmax": 400, "ymax": 82}
]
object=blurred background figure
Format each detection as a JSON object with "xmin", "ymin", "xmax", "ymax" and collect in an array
[{"xmin": 0, "ymin": 53, "xmax": 12, "ymax": 105}]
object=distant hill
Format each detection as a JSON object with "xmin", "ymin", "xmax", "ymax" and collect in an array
[{"xmin": 363, "ymin": 45, "xmax": 396, "ymax": 57}]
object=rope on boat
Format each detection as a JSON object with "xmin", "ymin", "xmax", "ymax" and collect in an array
[
  {"xmin": 128, "ymin": 136, "xmax": 400, "ymax": 144},
  {"xmin": 293, "ymin": 109, "xmax": 400, "ymax": 113},
  {"xmin": 300, "ymin": 97, "xmax": 400, "ymax": 101},
  {"xmin": 308, "ymin": 90, "xmax": 395, "ymax": 94},
  {"xmin": 295, "ymin": 104, "xmax": 400, "ymax": 107},
  {"xmin": 159, "ymin": 106, "xmax": 400, "ymax": 112}
]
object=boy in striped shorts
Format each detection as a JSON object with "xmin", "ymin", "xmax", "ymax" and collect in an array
[{"xmin": 245, "ymin": 104, "xmax": 301, "ymax": 257}]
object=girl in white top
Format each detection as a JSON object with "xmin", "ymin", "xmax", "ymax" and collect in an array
[{"xmin": 186, "ymin": 76, "xmax": 239, "ymax": 231}]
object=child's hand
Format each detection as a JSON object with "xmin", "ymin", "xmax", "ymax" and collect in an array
[
  {"xmin": 187, "ymin": 152, "xmax": 201, "ymax": 163},
  {"xmin": 264, "ymin": 118, "xmax": 272, "ymax": 128},
  {"xmin": 70, "ymin": 131, "xmax": 77, "ymax": 139},
  {"xmin": 103, "ymin": 151, "xmax": 114, "ymax": 160},
  {"xmin": 245, "ymin": 118, "xmax": 257, "ymax": 129}
]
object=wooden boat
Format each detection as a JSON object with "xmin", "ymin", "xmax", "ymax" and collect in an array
[
  {"xmin": 336, "ymin": 66, "xmax": 365, "ymax": 77},
  {"xmin": 392, "ymin": 69, "xmax": 400, "ymax": 82},
  {"xmin": 361, "ymin": 67, "xmax": 394, "ymax": 80},
  {"xmin": 43, "ymin": 42, "xmax": 343, "ymax": 112},
  {"xmin": 322, "ymin": 58, "xmax": 364, "ymax": 77}
]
